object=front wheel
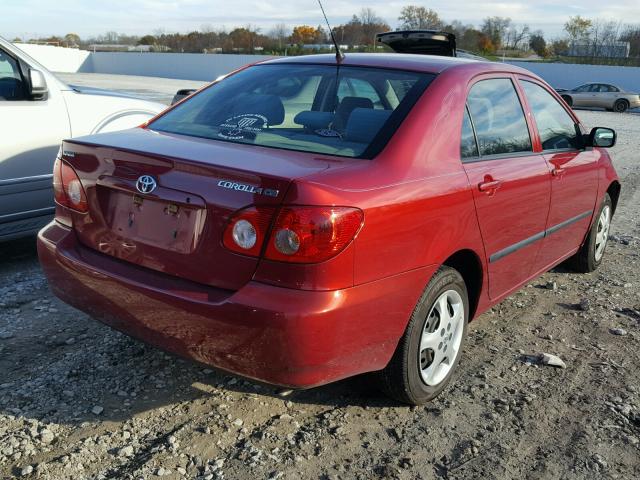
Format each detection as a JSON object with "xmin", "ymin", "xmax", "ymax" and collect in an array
[
  {"xmin": 380, "ymin": 266, "xmax": 468, "ymax": 405},
  {"xmin": 561, "ymin": 95, "xmax": 573, "ymax": 107},
  {"xmin": 567, "ymin": 193, "xmax": 613, "ymax": 273}
]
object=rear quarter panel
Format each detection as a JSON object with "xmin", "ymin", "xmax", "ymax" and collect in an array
[{"xmin": 289, "ymin": 66, "xmax": 488, "ymax": 306}]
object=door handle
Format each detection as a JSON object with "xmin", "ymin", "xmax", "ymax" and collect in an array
[
  {"xmin": 552, "ymin": 167, "xmax": 566, "ymax": 177},
  {"xmin": 478, "ymin": 179, "xmax": 502, "ymax": 193}
]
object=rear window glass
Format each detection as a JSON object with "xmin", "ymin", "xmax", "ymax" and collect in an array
[{"xmin": 149, "ymin": 64, "xmax": 434, "ymax": 159}]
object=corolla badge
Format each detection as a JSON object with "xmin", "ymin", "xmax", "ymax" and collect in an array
[
  {"xmin": 136, "ymin": 175, "xmax": 157, "ymax": 194},
  {"xmin": 217, "ymin": 180, "xmax": 279, "ymax": 198}
]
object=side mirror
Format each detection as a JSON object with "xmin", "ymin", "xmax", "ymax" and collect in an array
[
  {"xmin": 29, "ymin": 69, "xmax": 48, "ymax": 99},
  {"xmin": 589, "ymin": 127, "xmax": 616, "ymax": 148}
]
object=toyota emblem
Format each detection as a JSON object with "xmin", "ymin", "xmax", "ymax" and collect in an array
[{"xmin": 136, "ymin": 175, "xmax": 157, "ymax": 194}]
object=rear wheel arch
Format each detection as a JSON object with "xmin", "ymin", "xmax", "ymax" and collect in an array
[
  {"xmin": 442, "ymin": 249, "xmax": 483, "ymax": 321},
  {"xmin": 91, "ymin": 109, "xmax": 158, "ymax": 134}
]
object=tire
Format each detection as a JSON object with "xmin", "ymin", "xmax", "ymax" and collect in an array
[
  {"xmin": 561, "ymin": 95, "xmax": 573, "ymax": 107},
  {"xmin": 380, "ymin": 266, "xmax": 469, "ymax": 405},
  {"xmin": 567, "ymin": 193, "xmax": 613, "ymax": 273},
  {"xmin": 614, "ymin": 99, "xmax": 629, "ymax": 113}
]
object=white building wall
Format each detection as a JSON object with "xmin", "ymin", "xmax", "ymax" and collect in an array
[
  {"xmin": 83, "ymin": 52, "xmax": 276, "ymax": 81},
  {"xmin": 12, "ymin": 42, "xmax": 640, "ymax": 92},
  {"xmin": 13, "ymin": 43, "xmax": 91, "ymax": 73}
]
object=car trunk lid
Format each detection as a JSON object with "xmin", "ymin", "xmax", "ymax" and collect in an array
[
  {"xmin": 376, "ymin": 30, "xmax": 457, "ymax": 56},
  {"xmin": 61, "ymin": 128, "xmax": 335, "ymax": 290}
]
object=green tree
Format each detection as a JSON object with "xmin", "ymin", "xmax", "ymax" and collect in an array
[
  {"xmin": 139, "ymin": 35, "xmax": 156, "ymax": 45},
  {"xmin": 64, "ymin": 33, "xmax": 80, "ymax": 46},
  {"xmin": 550, "ymin": 39, "xmax": 569, "ymax": 56},
  {"xmin": 564, "ymin": 16, "xmax": 592, "ymax": 46},
  {"xmin": 529, "ymin": 32, "xmax": 547, "ymax": 57}
]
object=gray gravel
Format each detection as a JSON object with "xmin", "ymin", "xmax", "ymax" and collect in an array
[{"xmin": 1, "ymin": 109, "xmax": 639, "ymax": 479}]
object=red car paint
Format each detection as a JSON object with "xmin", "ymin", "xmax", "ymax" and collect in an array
[{"xmin": 38, "ymin": 54, "xmax": 620, "ymax": 388}]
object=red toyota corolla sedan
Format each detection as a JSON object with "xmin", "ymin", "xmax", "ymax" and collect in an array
[{"xmin": 38, "ymin": 53, "xmax": 620, "ymax": 405}]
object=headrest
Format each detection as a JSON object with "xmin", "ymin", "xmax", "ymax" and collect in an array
[
  {"xmin": 333, "ymin": 97, "xmax": 375, "ymax": 131},
  {"xmin": 227, "ymin": 93, "xmax": 285, "ymax": 126},
  {"xmin": 337, "ymin": 96, "xmax": 374, "ymax": 113},
  {"xmin": 344, "ymin": 108, "xmax": 392, "ymax": 143},
  {"xmin": 294, "ymin": 111, "xmax": 335, "ymax": 130}
]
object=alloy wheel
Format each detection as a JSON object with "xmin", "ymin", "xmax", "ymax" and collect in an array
[
  {"xmin": 418, "ymin": 289, "xmax": 464, "ymax": 386},
  {"xmin": 594, "ymin": 205, "xmax": 611, "ymax": 262}
]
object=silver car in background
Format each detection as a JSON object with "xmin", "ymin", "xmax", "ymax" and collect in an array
[{"xmin": 557, "ymin": 83, "xmax": 640, "ymax": 113}]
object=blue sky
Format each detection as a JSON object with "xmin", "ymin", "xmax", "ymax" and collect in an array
[{"xmin": 2, "ymin": 0, "xmax": 638, "ymax": 40}]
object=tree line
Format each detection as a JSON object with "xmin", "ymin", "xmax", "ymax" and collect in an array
[{"xmin": 15, "ymin": 6, "xmax": 640, "ymax": 65}]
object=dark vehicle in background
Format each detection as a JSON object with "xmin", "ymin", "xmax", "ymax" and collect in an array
[
  {"xmin": 556, "ymin": 83, "xmax": 640, "ymax": 112},
  {"xmin": 171, "ymin": 88, "xmax": 198, "ymax": 105}
]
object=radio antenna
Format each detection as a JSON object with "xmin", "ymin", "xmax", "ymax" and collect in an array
[{"xmin": 317, "ymin": 0, "xmax": 344, "ymax": 63}]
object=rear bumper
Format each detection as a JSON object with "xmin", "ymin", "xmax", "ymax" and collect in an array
[{"xmin": 38, "ymin": 221, "xmax": 434, "ymax": 388}]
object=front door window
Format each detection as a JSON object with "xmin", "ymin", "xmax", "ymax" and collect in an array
[{"xmin": 0, "ymin": 50, "xmax": 26, "ymax": 101}]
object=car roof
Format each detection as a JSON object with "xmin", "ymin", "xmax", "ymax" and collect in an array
[
  {"xmin": 578, "ymin": 82, "xmax": 620, "ymax": 89},
  {"xmin": 259, "ymin": 53, "xmax": 533, "ymax": 76}
]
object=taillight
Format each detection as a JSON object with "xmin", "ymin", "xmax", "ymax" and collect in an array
[
  {"xmin": 264, "ymin": 206, "xmax": 363, "ymax": 263},
  {"xmin": 223, "ymin": 206, "xmax": 276, "ymax": 256},
  {"xmin": 222, "ymin": 205, "xmax": 364, "ymax": 263},
  {"xmin": 53, "ymin": 158, "xmax": 88, "ymax": 213}
]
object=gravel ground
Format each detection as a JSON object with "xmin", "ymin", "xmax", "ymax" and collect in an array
[{"xmin": 1, "ymin": 109, "xmax": 639, "ymax": 480}]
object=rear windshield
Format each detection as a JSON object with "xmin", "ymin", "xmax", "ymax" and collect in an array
[{"xmin": 149, "ymin": 64, "xmax": 434, "ymax": 159}]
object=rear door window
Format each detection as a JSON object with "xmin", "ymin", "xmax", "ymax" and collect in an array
[
  {"xmin": 521, "ymin": 80, "xmax": 580, "ymax": 151},
  {"xmin": 466, "ymin": 78, "xmax": 532, "ymax": 156}
]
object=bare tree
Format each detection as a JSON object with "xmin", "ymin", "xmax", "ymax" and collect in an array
[
  {"xmin": 620, "ymin": 24, "xmax": 640, "ymax": 57},
  {"xmin": 269, "ymin": 23, "xmax": 290, "ymax": 49},
  {"xmin": 588, "ymin": 20, "xmax": 623, "ymax": 59},
  {"xmin": 358, "ymin": 8, "xmax": 390, "ymax": 47},
  {"xmin": 504, "ymin": 24, "xmax": 530, "ymax": 50},
  {"xmin": 398, "ymin": 6, "xmax": 444, "ymax": 30},
  {"xmin": 481, "ymin": 17, "xmax": 512, "ymax": 50},
  {"xmin": 102, "ymin": 31, "xmax": 119, "ymax": 44}
]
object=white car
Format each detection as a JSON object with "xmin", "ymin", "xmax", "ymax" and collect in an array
[{"xmin": 0, "ymin": 37, "xmax": 166, "ymax": 241}]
